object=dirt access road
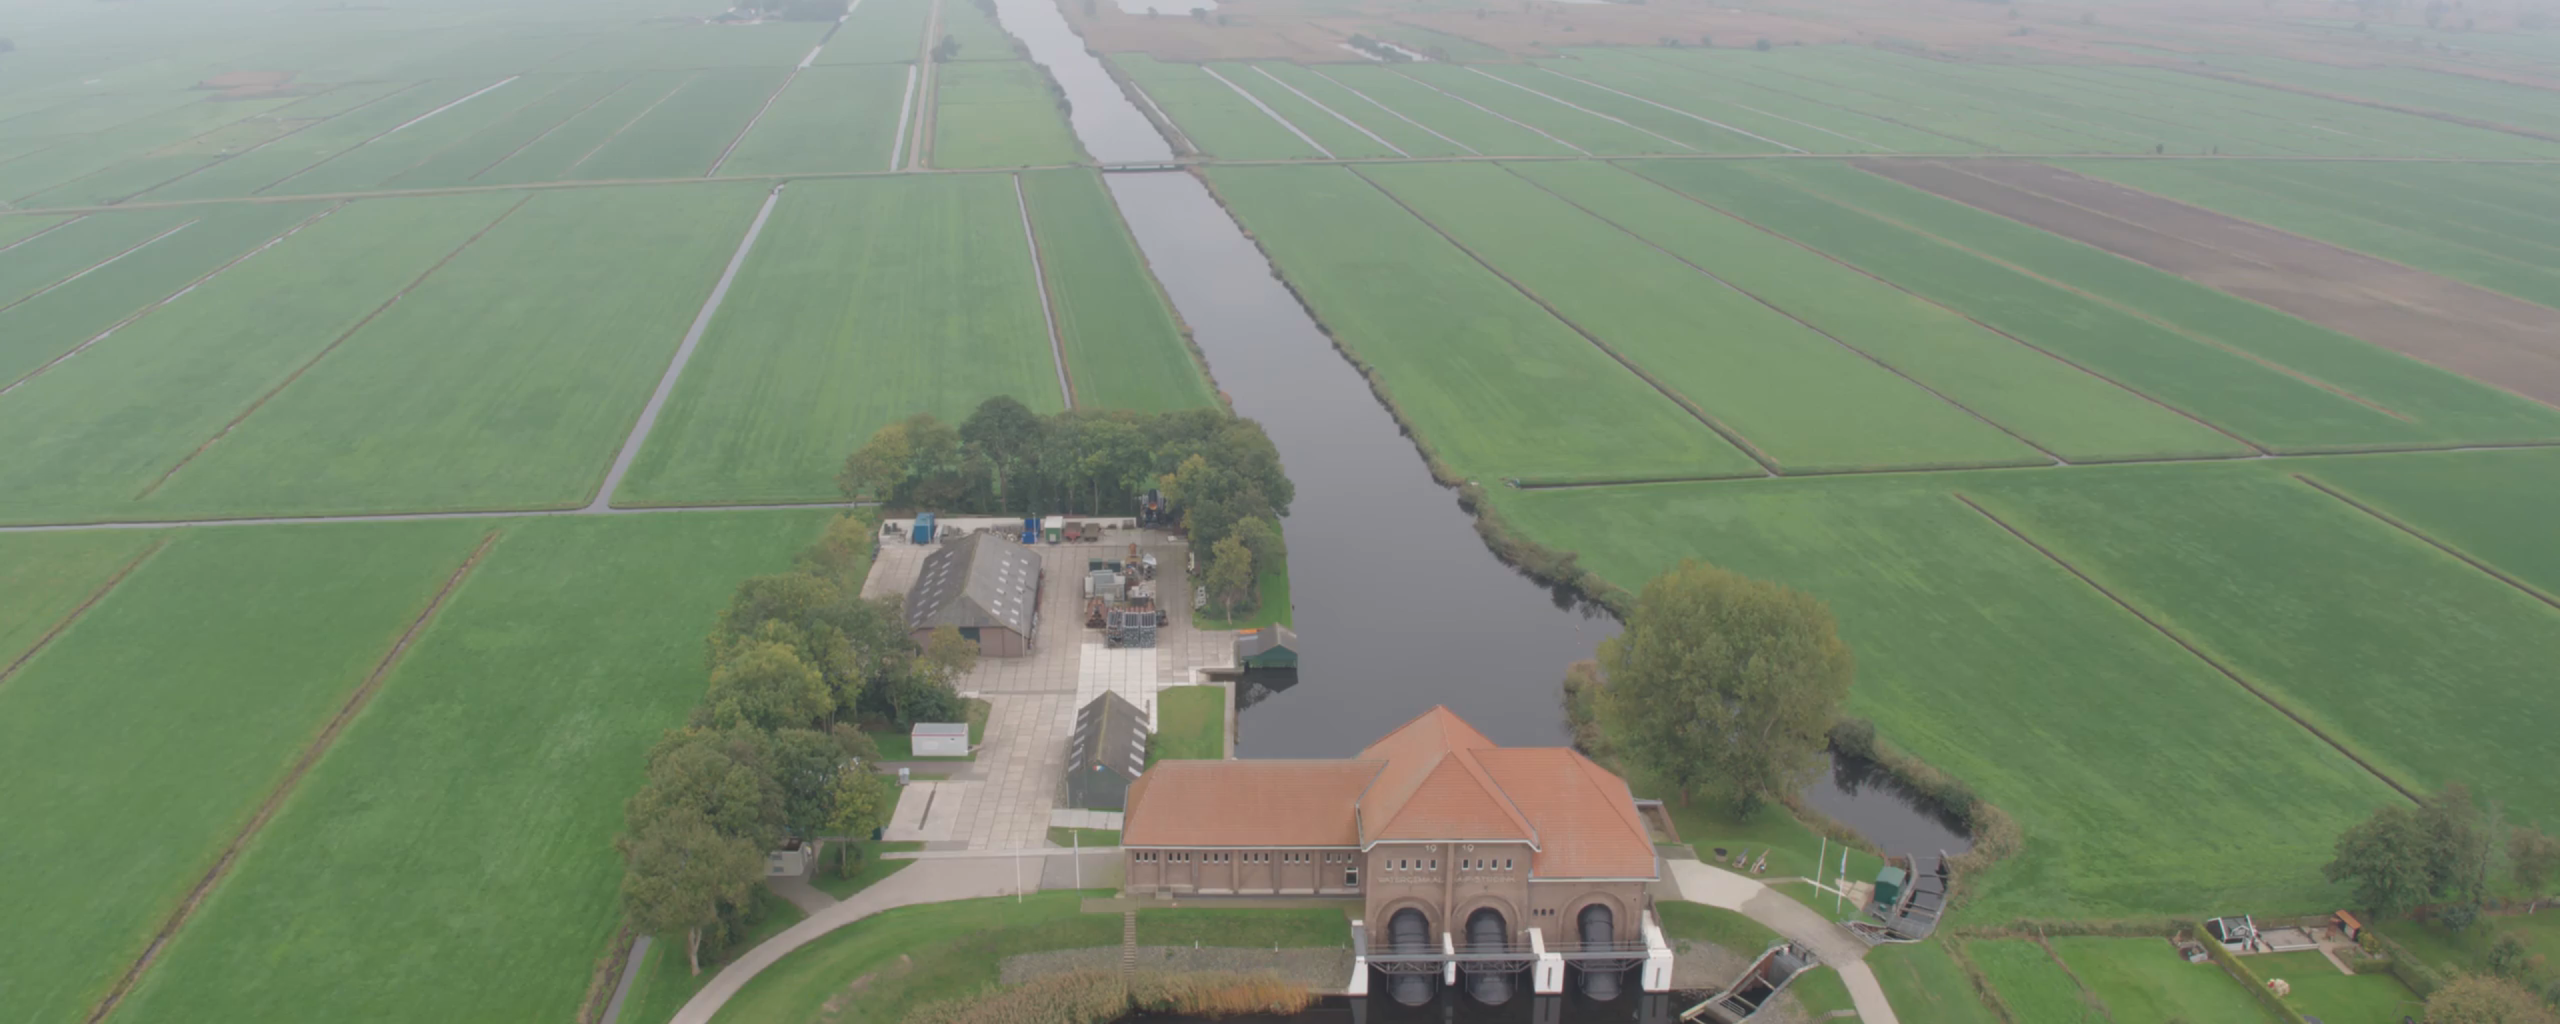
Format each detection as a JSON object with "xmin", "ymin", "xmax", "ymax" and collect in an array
[{"xmin": 1859, "ymin": 158, "xmax": 2560, "ymax": 410}]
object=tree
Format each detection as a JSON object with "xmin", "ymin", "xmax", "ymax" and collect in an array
[
  {"xmin": 1230, "ymin": 516, "xmax": 1285, "ymax": 571},
  {"xmin": 619, "ymin": 809, "xmax": 765, "ymax": 975},
  {"xmin": 2328, "ymin": 803, "xmax": 2452, "ymax": 918},
  {"xmin": 769, "ymin": 728, "xmax": 852, "ymax": 841},
  {"xmin": 961, "ymin": 395, "xmax": 1044, "ymax": 502},
  {"xmin": 793, "ymin": 513, "xmax": 878, "ymax": 592},
  {"xmin": 838, "ymin": 414, "xmax": 965, "ymax": 506},
  {"xmin": 2512, "ymin": 825, "xmax": 2560, "ymax": 899},
  {"xmin": 916, "ymin": 625, "xmax": 979, "ymax": 688},
  {"xmin": 872, "ymin": 661, "xmax": 964, "ymax": 727},
  {"xmin": 1205, "ymin": 535, "xmax": 1255, "ymax": 623},
  {"xmin": 701, "ymin": 640, "xmax": 832, "ymax": 732},
  {"xmin": 825, "ymin": 764, "xmax": 898, "ymax": 871},
  {"xmin": 629, "ymin": 728, "xmax": 788, "ymax": 844},
  {"xmin": 2425, "ymin": 974, "xmax": 2560, "ymax": 1024},
  {"xmin": 1595, "ymin": 559, "xmax": 1853, "ymax": 813},
  {"xmin": 934, "ymin": 34, "xmax": 960, "ymax": 61}
]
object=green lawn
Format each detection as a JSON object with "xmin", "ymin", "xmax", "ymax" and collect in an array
[
  {"xmin": 931, "ymin": 62, "xmax": 1084, "ymax": 169},
  {"xmin": 621, "ymin": 887, "xmax": 808, "ymax": 1024},
  {"xmin": 619, "ymin": 174, "xmax": 1063, "ymax": 505},
  {"xmin": 2250, "ymin": 949, "xmax": 2424, "ymax": 1024},
  {"xmin": 0, "ymin": 202, "xmax": 326, "ymax": 386},
  {"xmin": 1866, "ymin": 940, "xmax": 2000, "ymax": 1024},
  {"xmin": 1190, "ymin": 553, "xmax": 1290, "ymax": 630},
  {"xmin": 1361, "ymin": 161, "xmax": 2047, "ymax": 474},
  {"xmin": 1649, "ymin": 792, "xmax": 1886, "ymax": 915},
  {"xmin": 113, "ymin": 512, "xmax": 827, "ymax": 1024},
  {"xmin": 0, "ymin": 194, "xmax": 523, "ymax": 524},
  {"xmin": 1206, "ymin": 163, "xmax": 1758, "ymax": 485},
  {"xmin": 141, "ymin": 185, "xmax": 769, "ymax": 518},
  {"xmin": 2051, "ymin": 937, "xmax": 2279, "ymax": 1023},
  {"xmin": 1623, "ymin": 160, "xmax": 2457, "ymax": 453},
  {"xmin": 1019, "ymin": 168, "xmax": 1218, "ymax": 413},
  {"xmin": 1135, "ymin": 906, "xmax": 1349, "ymax": 949},
  {"xmin": 1655, "ymin": 902, "xmax": 1782, "ymax": 956},
  {"xmin": 1789, "ymin": 965, "xmax": 1859, "ymax": 1018},
  {"xmin": 1149, "ymin": 685, "xmax": 1225, "ymax": 763},
  {"xmin": 1966, "ymin": 939, "xmax": 2103, "ymax": 1022},
  {"xmin": 1492, "ymin": 469, "xmax": 2398, "ymax": 920},
  {"xmin": 1047, "ymin": 827, "xmax": 1120, "ymax": 848},
  {"xmin": 1114, "ymin": 55, "xmax": 1325, "ymax": 161},
  {"xmin": 0, "ymin": 520, "xmax": 492, "ymax": 1024},
  {"xmin": 717, "ymin": 64, "xmax": 908, "ymax": 175},
  {"xmin": 811, "ymin": 840, "xmax": 923, "ymax": 899},
  {"xmin": 1967, "ymin": 467, "xmax": 2560, "ymax": 825},
  {"xmin": 709, "ymin": 891, "xmax": 1119, "ymax": 1024},
  {"xmin": 1508, "ymin": 159, "xmax": 2251, "ymax": 464},
  {"xmin": 0, "ymin": 529, "xmax": 161, "ymax": 666}
]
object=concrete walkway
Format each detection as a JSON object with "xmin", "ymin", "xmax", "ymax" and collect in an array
[
  {"xmin": 1666, "ymin": 860, "xmax": 1900, "ymax": 1024},
  {"xmin": 765, "ymin": 874, "xmax": 835, "ymax": 915},
  {"xmin": 668, "ymin": 856, "xmax": 1021, "ymax": 1024}
]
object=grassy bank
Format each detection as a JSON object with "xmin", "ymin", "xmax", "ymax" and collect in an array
[{"xmin": 1148, "ymin": 686, "xmax": 1225, "ymax": 763}]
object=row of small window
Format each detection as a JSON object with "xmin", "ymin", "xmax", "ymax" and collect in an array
[
  {"xmin": 1132, "ymin": 851, "xmax": 1342, "ymax": 865},
  {"xmin": 1460, "ymin": 858, "xmax": 1514, "ymax": 872},
  {"xmin": 1382, "ymin": 857, "xmax": 1515, "ymax": 872}
]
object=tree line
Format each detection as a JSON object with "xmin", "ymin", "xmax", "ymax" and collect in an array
[{"xmin": 616, "ymin": 514, "xmax": 979, "ymax": 976}]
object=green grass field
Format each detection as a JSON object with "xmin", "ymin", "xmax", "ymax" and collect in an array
[
  {"xmin": 718, "ymin": 64, "xmax": 909, "ymax": 175},
  {"xmin": 1493, "ymin": 472, "xmax": 2399, "ymax": 920},
  {"xmin": 0, "ymin": 205, "xmax": 200, "ymax": 309},
  {"xmin": 1149, "ymin": 685, "xmax": 1225, "ymax": 762},
  {"xmin": 0, "ymin": 520, "xmax": 491, "ymax": 1024},
  {"xmin": 1655, "ymin": 902, "xmax": 1782, "ymax": 956},
  {"xmin": 617, "ymin": 174, "xmax": 1062, "ymax": 505},
  {"xmin": 1360, "ymin": 161, "xmax": 2047, "ymax": 473},
  {"xmin": 0, "ymin": 530, "xmax": 161, "ymax": 666},
  {"xmin": 1205, "ymin": 163, "xmax": 1758, "ymax": 485},
  {"xmin": 2302, "ymin": 447, "xmax": 2560, "ymax": 599},
  {"xmin": 1967, "ymin": 939, "xmax": 2103, "ymax": 1022},
  {"xmin": 1305, "ymin": 64, "xmax": 1577, "ymax": 156},
  {"xmin": 825, "ymin": 0, "xmax": 936, "ymax": 65},
  {"xmin": 113, "ymin": 511, "xmax": 827, "ymax": 1024},
  {"xmin": 1867, "ymin": 941, "xmax": 2000, "ymax": 1024},
  {"xmin": 1115, "ymin": 55, "xmax": 1326, "ymax": 161},
  {"xmin": 930, "ymin": 61, "xmax": 1084, "ymax": 168},
  {"xmin": 1623, "ymin": 159, "xmax": 2523, "ymax": 452},
  {"xmin": 1208, "ymin": 62, "xmax": 1402, "ymax": 160},
  {"xmin": 2251, "ymin": 949, "xmax": 2423, "ymax": 1024},
  {"xmin": 472, "ymin": 72, "xmax": 696, "ymax": 185},
  {"xmin": 383, "ymin": 75, "xmax": 640, "ymax": 190},
  {"xmin": 0, "ymin": 192, "xmax": 523, "ymax": 524},
  {"xmin": 1248, "ymin": 63, "xmax": 1473, "ymax": 158},
  {"xmin": 1505, "ymin": 160, "xmax": 2252, "ymax": 463},
  {"xmin": 1135, "ymin": 906, "xmax": 1348, "ymax": 948},
  {"xmin": 139, "ymin": 185, "xmax": 767, "ymax": 518},
  {"xmin": 1965, "ymin": 468, "xmax": 2560, "ymax": 824},
  {"xmin": 573, "ymin": 68, "xmax": 790, "ymax": 181},
  {"xmin": 1020, "ymin": 169, "xmax": 1216, "ymax": 412},
  {"xmin": 0, "ymin": 201, "xmax": 325, "ymax": 386},
  {"xmin": 1191, "ymin": 554, "xmax": 1290, "ymax": 630},
  {"xmin": 1394, "ymin": 64, "xmax": 1686, "ymax": 155},
  {"xmin": 708, "ymin": 891, "xmax": 1118, "ymax": 1024},
  {"xmin": 2051, "ymin": 937, "xmax": 2277, "ymax": 1022}
]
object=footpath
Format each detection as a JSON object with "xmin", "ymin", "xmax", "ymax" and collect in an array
[
  {"xmin": 1666, "ymin": 859, "xmax": 1902, "ymax": 1024},
  {"xmin": 664, "ymin": 857, "xmax": 1020, "ymax": 1024}
]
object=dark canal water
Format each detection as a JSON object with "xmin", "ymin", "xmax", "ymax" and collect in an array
[{"xmin": 996, "ymin": 0, "xmax": 1968, "ymax": 857}]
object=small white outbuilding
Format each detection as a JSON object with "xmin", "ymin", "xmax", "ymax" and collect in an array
[{"xmin": 911, "ymin": 722, "xmax": 969, "ymax": 758}]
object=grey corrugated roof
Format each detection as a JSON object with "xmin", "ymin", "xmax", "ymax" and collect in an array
[
  {"xmin": 905, "ymin": 533, "xmax": 1043, "ymax": 635},
  {"xmin": 1067, "ymin": 691, "xmax": 1151, "ymax": 780}
]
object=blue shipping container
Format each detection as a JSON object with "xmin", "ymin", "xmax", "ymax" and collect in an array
[{"xmin": 911, "ymin": 513, "xmax": 936, "ymax": 545}]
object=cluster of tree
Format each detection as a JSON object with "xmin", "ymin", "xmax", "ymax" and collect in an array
[
  {"xmin": 2326, "ymin": 784, "xmax": 2560, "ymax": 926},
  {"xmin": 839, "ymin": 397, "xmax": 1292, "ymax": 561},
  {"xmin": 618, "ymin": 514, "xmax": 978, "ymax": 975},
  {"xmin": 932, "ymin": 33, "xmax": 960, "ymax": 60},
  {"xmin": 1581, "ymin": 559, "xmax": 1854, "ymax": 814},
  {"xmin": 2428, "ymin": 973, "xmax": 2560, "ymax": 1024}
]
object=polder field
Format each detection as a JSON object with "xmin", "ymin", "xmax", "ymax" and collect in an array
[{"xmin": 0, "ymin": 0, "xmax": 1215, "ymax": 1018}]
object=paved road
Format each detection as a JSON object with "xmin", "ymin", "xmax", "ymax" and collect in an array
[
  {"xmin": 1666, "ymin": 859, "xmax": 1901, "ymax": 1024},
  {"xmin": 667, "ymin": 856, "xmax": 1021, "ymax": 1024}
]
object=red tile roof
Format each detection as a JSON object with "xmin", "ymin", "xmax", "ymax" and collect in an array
[
  {"xmin": 1474, "ymin": 747, "xmax": 1658, "ymax": 878},
  {"xmin": 1121, "ymin": 760, "xmax": 1380, "ymax": 847}
]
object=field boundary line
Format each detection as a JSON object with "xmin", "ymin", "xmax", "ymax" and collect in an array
[
  {"xmin": 2291, "ymin": 473, "xmax": 2560, "ymax": 614},
  {"xmin": 469, "ymin": 75, "xmax": 639, "ymax": 182},
  {"xmin": 0, "ymin": 218, "xmax": 198, "ymax": 319},
  {"xmin": 370, "ymin": 76, "xmax": 576, "ymax": 190},
  {"xmin": 709, "ymin": 68, "xmax": 802, "ymax": 176},
  {"xmin": 0, "ymin": 538, "xmax": 166, "ymax": 690},
  {"xmin": 1385, "ymin": 68, "xmax": 1591, "ymax": 156},
  {"xmin": 1530, "ymin": 67, "xmax": 1802, "ymax": 153},
  {"xmin": 2170, "ymin": 66, "xmax": 2560, "ymax": 147},
  {"xmin": 2, "ymin": 205, "xmax": 345, "ymax": 398},
  {"xmin": 1950, "ymin": 492, "xmax": 2418, "ymax": 803},
  {"xmin": 1013, "ymin": 173, "xmax": 1076, "ymax": 409},
  {"xmin": 1302, "ymin": 67, "xmax": 1476, "ymax": 155},
  {"xmin": 1861, "ymin": 160, "xmax": 2424, "ymax": 423},
  {"xmin": 1616, "ymin": 160, "xmax": 2270, "ymax": 455},
  {"xmin": 1198, "ymin": 65, "xmax": 1333, "ymax": 159},
  {"xmin": 911, "ymin": 0, "xmax": 944, "ymax": 170},
  {"xmin": 1503, "ymin": 163, "xmax": 2067, "ymax": 467},
  {"xmin": 1345, "ymin": 165, "xmax": 1779, "ymax": 475},
  {"xmin": 564, "ymin": 73, "xmax": 694, "ymax": 180},
  {"xmin": 384, "ymin": 75, "xmax": 520, "ymax": 138},
  {"xmin": 588, "ymin": 184, "xmax": 788, "ymax": 511},
  {"xmin": 1712, "ymin": 60, "xmax": 1998, "ymax": 153},
  {"xmin": 84, "ymin": 529, "xmax": 503, "ymax": 1024},
  {"xmin": 1612, "ymin": 50, "xmax": 1897, "ymax": 151},
  {"xmin": 135, "ymin": 195, "xmax": 536, "ymax": 501},
  {"xmin": 1250, "ymin": 65, "xmax": 1406, "ymax": 157},
  {"xmin": 1461, "ymin": 66, "xmax": 1696, "ymax": 153},
  {"xmin": 1504, "ymin": 438, "xmax": 2560, "ymax": 489},
  {"xmin": 0, "ymin": 212, "xmax": 88, "ymax": 256},
  {"xmin": 141, "ymin": 82, "xmax": 428, "ymax": 200},
  {"xmin": 889, "ymin": 64, "xmax": 920, "ymax": 170},
  {"xmin": 0, "ymin": 498, "xmax": 866, "ymax": 535},
  {"xmin": 256, "ymin": 78, "xmax": 521, "ymax": 196}
]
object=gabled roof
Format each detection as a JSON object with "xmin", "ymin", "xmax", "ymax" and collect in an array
[
  {"xmin": 1067, "ymin": 691, "xmax": 1151, "ymax": 780},
  {"xmin": 1355, "ymin": 706, "xmax": 1533, "ymax": 846},
  {"xmin": 905, "ymin": 533, "xmax": 1041, "ymax": 635},
  {"xmin": 1473, "ymin": 747, "xmax": 1657, "ymax": 878},
  {"xmin": 1122, "ymin": 760, "xmax": 1381, "ymax": 847}
]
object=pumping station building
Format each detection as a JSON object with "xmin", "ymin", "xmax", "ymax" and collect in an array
[{"xmin": 1120, "ymin": 706, "xmax": 1672, "ymax": 1003}]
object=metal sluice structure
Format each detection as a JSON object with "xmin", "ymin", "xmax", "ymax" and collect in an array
[{"xmin": 1351, "ymin": 907, "xmax": 1674, "ymax": 1008}]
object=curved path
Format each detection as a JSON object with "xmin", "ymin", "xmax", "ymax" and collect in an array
[
  {"xmin": 665, "ymin": 856, "xmax": 1020, "ymax": 1024},
  {"xmin": 1666, "ymin": 859, "xmax": 1901, "ymax": 1024}
]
